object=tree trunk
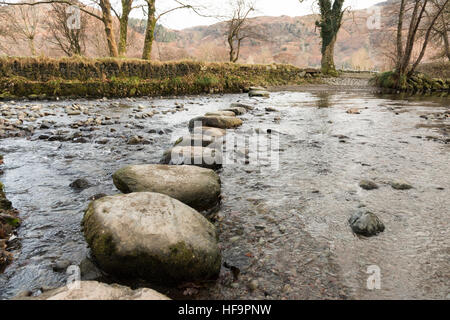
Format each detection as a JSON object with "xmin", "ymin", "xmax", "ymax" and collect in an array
[
  {"xmin": 118, "ymin": 15, "xmax": 129, "ymax": 57},
  {"xmin": 321, "ymin": 35, "xmax": 336, "ymax": 75},
  {"xmin": 99, "ymin": 0, "xmax": 119, "ymax": 57},
  {"xmin": 441, "ymin": 15, "xmax": 450, "ymax": 61},
  {"xmin": 118, "ymin": 0, "xmax": 133, "ymax": 57},
  {"xmin": 142, "ymin": 0, "xmax": 156, "ymax": 60},
  {"xmin": 28, "ymin": 37, "xmax": 36, "ymax": 56}
]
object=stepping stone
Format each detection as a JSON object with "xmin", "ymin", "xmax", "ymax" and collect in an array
[
  {"xmin": 113, "ymin": 164, "xmax": 221, "ymax": 211},
  {"xmin": 174, "ymin": 134, "xmax": 222, "ymax": 148},
  {"xmin": 230, "ymin": 102, "xmax": 255, "ymax": 111},
  {"xmin": 188, "ymin": 116, "xmax": 243, "ymax": 130},
  {"xmin": 82, "ymin": 192, "xmax": 221, "ymax": 284},
  {"xmin": 221, "ymin": 107, "xmax": 247, "ymax": 115},
  {"xmin": 249, "ymin": 90, "xmax": 270, "ymax": 98},
  {"xmin": 15, "ymin": 281, "xmax": 170, "ymax": 300},
  {"xmin": 190, "ymin": 126, "xmax": 227, "ymax": 138},
  {"xmin": 205, "ymin": 111, "xmax": 236, "ymax": 117},
  {"xmin": 161, "ymin": 146, "xmax": 223, "ymax": 170}
]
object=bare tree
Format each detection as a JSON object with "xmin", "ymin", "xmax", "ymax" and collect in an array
[
  {"xmin": 5, "ymin": 1, "xmax": 42, "ymax": 56},
  {"xmin": 394, "ymin": 0, "xmax": 449, "ymax": 86},
  {"xmin": 141, "ymin": 0, "xmax": 203, "ymax": 60},
  {"xmin": 1, "ymin": 0, "xmax": 120, "ymax": 57},
  {"xmin": 45, "ymin": 2, "xmax": 87, "ymax": 56},
  {"xmin": 427, "ymin": 0, "xmax": 450, "ymax": 60},
  {"xmin": 225, "ymin": 0, "xmax": 255, "ymax": 63}
]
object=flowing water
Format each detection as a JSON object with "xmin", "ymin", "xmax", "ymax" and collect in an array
[{"xmin": 0, "ymin": 89, "xmax": 449, "ymax": 300}]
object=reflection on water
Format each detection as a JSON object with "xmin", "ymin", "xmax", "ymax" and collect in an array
[{"xmin": 0, "ymin": 91, "xmax": 449, "ymax": 300}]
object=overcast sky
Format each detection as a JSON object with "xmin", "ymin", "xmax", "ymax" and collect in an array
[{"xmin": 150, "ymin": 0, "xmax": 387, "ymax": 30}]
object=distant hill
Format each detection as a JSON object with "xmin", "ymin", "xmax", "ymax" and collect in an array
[{"xmin": 0, "ymin": 0, "xmax": 441, "ymax": 71}]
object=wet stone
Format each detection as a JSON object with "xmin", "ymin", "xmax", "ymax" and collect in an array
[
  {"xmin": 359, "ymin": 180, "xmax": 379, "ymax": 191},
  {"xmin": 349, "ymin": 211, "xmax": 385, "ymax": 237}
]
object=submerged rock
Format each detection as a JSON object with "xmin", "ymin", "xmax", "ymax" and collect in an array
[
  {"xmin": 359, "ymin": 180, "xmax": 379, "ymax": 190},
  {"xmin": 82, "ymin": 192, "xmax": 221, "ymax": 283},
  {"xmin": 112, "ymin": 164, "xmax": 221, "ymax": 212},
  {"xmin": 14, "ymin": 281, "xmax": 170, "ymax": 300},
  {"xmin": 390, "ymin": 181, "xmax": 413, "ymax": 190},
  {"xmin": 349, "ymin": 211, "xmax": 385, "ymax": 237},
  {"xmin": 188, "ymin": 116, "xmax": 243, "ymax": 130},
  {"xmin": 69, "ymin": 178, "xmax": 91, "ymax": 191},
  {"xmin": 161, "ymin": 146, "xmax": 223, "ymax": 170}
]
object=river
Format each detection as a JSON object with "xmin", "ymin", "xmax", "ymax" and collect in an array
[{"xmin": 0, "ymin": 89, "xmax": 448, "ymax": 300}]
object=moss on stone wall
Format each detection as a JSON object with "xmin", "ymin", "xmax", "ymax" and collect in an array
[{"xmin": 0, "ymin": 57, "xmax": 321, "ymax": 99}]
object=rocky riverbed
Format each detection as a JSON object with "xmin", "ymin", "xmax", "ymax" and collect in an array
[{"xmin": 0, "ymin": 90, "xmax": 449, "ymax": 300}]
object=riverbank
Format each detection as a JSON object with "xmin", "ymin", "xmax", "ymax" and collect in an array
[
  {"xmin": 0, "ymin": 57, "xmax": 323, "ymax": 100},
  {"xmin": 372, "ymin": 69, "xmax": 450, "ymax": 94},
  {"xmin": 0, "ymin": 155, "xmax": 20, "ymax": 273}
]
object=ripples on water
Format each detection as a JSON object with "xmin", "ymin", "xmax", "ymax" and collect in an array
[{"xmin": 0, "ymin": 91, "xmax": 448, "ymax": 299}]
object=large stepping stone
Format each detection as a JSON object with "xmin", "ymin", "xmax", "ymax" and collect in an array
[
  {"xmin": 82, "ymin": 192, "xmax": 221, "ymax": 284},
  {"xmin": 249, "ymin": 90, "xmax": 270, "ymax": 98},
  {"xmin": 174, "ymin": 134, "xmax": 222, "ymax": 148},
  {"xmin": 205, "ymin": 111, "xmax": 236, "ymax": 117},
  {"xmin": 189, "ymin": 126, "xmax": 226, "ymax": 137},
  {"xmin": 161, "ymin": 146, "xmax": 223, "ymax": 170},
  {"xmin": 230, "ymin": 102, "xmax": 255, "ymax": 111},
  {"xmin": 15, "ymin": 281, "xmax": 170, "ymax": 300},
  {"xmin": 113, "ymin": 164, "xmax": 221, "ymax": 212},
  {"xmin": 188, "ymin": 116, "xmax": 243, "ymax": 131},
  {"xmin": 221, "ymin": 106, "xmax": 247, "ymax": 115},
  {"xmin": 174, "ymin": 134, "xmax": 225, "ymax": 149}
]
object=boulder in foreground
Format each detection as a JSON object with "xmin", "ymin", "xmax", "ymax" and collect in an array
[
  {"xmin": 82, "ymin": 192, "xmax": 221, "ymax": 284},
  {"xmin": 113, "ymin": 164, "xmax": 221, "ymax": 212},
  {"xmin": 349, "ymin": 211, "xmax": 385, "ymax": 237},
  {"xmin": 14, "ymin": 281, "xmax": 170, "ymax": 300}
]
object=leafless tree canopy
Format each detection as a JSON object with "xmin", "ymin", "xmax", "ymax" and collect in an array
[
  {"xmin": 225, "ymin": 0, "xmax": 256, "ymax": 63},
  {"xmin": 45, "ymin": 2, "xmax": 88, "ymax": 56}
]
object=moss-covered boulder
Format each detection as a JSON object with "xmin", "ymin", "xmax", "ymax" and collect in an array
[
  {"xmin": 188, "ymin": 116, "xmax": 243, "ymax": 131},
  {"xmin": 82, "ymin": 193, "xmax": 221, "ymax": 284},
  {"xmin": 112, "ymin": 164, "xmax": 221, "ymax": 212},
  {"xmin": 161, "ymin": 146, "xmax": 223, "ymax": 170},
  {"xmin": 15, "ymin": 281, "xmax": 170, "ymax": 300}
]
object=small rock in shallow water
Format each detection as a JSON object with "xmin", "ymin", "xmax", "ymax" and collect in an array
[
  {"xmin": 69, "ymin": 178, "xmax": 91, "ymax": 191},
  {"xmin": 390, "ymin": 181, "xmax": 413, "ymax": 190},
  {"xmin": 359, "ymin": 180, "xmax": 379, "ymax": 190},
  {"xmin": 349, "ymin": 211, "xmax": 385, "ymax": 237}
]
